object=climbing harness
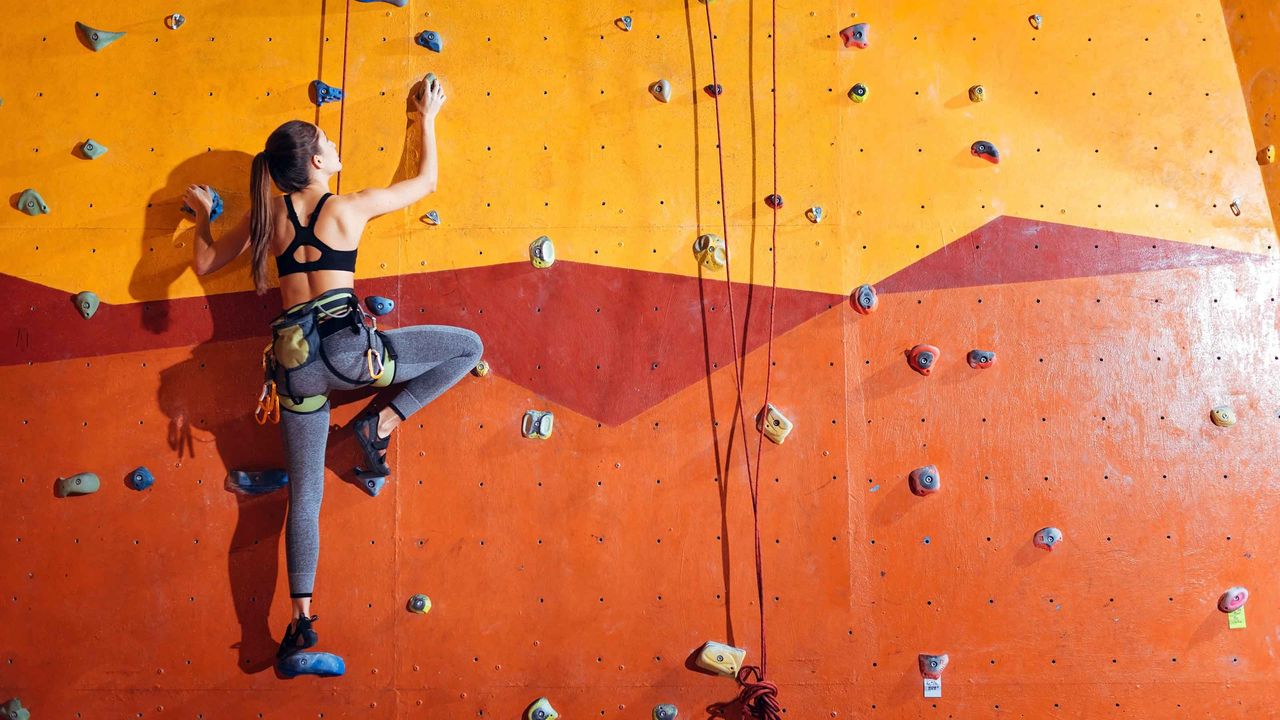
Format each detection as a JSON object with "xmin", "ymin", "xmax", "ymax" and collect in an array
[
  {"xmin": 698, "ymin": 1, "xmax": 784, "ymax": 718},
  {"xmin": 255, "ymin": 289, "xmax": 397, "ymax": 422}
]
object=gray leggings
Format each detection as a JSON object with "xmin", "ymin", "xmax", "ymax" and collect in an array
[{"xmin": 279, "ymin": 317, "xmax": 483, "ymax": 598}]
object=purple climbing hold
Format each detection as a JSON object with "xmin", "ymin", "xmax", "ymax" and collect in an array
[
  {"xmin": 909, "ymin": 465, "xmax": 940, "ymax": 496},
  {"xmin": 764, "ymin": 194, "xmax": 783, "ymax": 210},
  {"xmin": 356, "ymin": 0, "xmax": 408, "ymax": 5}
]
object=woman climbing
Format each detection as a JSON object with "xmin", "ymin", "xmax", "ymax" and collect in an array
[{"xmin": 185, "ymin": 74, "xmax": 483, "ymax": 663}]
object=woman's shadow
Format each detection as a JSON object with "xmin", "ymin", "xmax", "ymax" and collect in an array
[{"xmin": 137, "ymin": 112, "xmax": 422, "ymax": 673}]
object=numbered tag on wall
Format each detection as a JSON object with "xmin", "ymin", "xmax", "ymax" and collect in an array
[
  {"xmin": 923, "ymin": 677, "xmax": 942, "ymax": 698},
  {"xmin": 1228, "ymin": 607, "xmax": 1246, "ymax": 629}
]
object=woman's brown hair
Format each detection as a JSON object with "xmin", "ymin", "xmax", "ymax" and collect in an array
[{"xmin": 249, "ymin": 120, "xmax": 322, "ymax": 294}]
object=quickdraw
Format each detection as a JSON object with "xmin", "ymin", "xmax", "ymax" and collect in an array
[{"xmin": 256, "ymin": 344, "xmax": 281, "ymax": 425}]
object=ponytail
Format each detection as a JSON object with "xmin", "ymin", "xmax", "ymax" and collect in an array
[
  {"xmin": 249, "ymin": 151, "xmax": 273, "ymax": 295},
  {"xmin": 250, "ymin": 120, "xmax": 322, "ymax": 294}
]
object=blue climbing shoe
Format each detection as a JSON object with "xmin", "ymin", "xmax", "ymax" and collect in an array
[
  {"xmin": 277, "ymin": 614, "xmax": 319, "ymax": 660},
  {"xmin": 352, "ymin": 412, "xmax": 392, "ymax": 477}
]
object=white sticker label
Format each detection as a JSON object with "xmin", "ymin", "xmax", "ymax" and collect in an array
[{"xmin": 923, "ymin": 678, "xmax": 942, "ymax": 698}]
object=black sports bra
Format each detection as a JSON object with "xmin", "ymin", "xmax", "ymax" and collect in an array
[{"xmin": 275, "ymin": 193, "xmax": 358, "ymax": 277}]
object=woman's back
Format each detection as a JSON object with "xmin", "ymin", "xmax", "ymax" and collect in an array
[{"xmin": 270, "ymin": 191, "xmax": 364, "ymax": 309}]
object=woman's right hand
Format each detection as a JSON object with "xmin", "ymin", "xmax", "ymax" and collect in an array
[{"xmin": 412, "ymin": 75, "xmax": 447, "ymax": 120}]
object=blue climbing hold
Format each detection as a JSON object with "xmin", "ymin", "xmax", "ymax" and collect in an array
[
  {"xmin": 76, "ymin": 21, "xmax": 126, "ymax": 52},
  {"xmin": 311, "ymin": 80, "xmax": 344, "ymax": 106},
  {"xmin": 355, "ymin": 471, "xmax": 386, "ymax": 497},
  {"xmin": 616, "ymin": 16, "xmax": 633, "ymax": 32},
  {"xmin": 127, "ymin": 466, "xmax": 155, "ymax": 491},
  {"xmin": 225, "ymin": 469, "xmax": 289, "ymax": 495},
  {"xmin": 365, "ymin": 296, "xmax": 395, "ymax": 316},
  {"xmin": 423, "ymin": 209, "xmax": 440, "ymax": 225},
  {"xmin": 18, "ymin": 188, "xmax": 49, "ymax": 216},
  {"xmin": 416, "ymin": 30, "xmax": 443, "ymax": 53},
  {"xmin": 278, "ymin": 651, "xmax": 345, "ymax": 678},
  {"xmin": 181, "ymin": 187, "xmax": 223, "ymax": 222},
  {"xmin": 1, "ymin": 697, "xmax": 31, "ymax": 720},
  {"xmin": 81, "ymin": 138, "xmax": 108, "ymax": 159}
]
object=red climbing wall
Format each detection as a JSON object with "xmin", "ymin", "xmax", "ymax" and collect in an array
[{"xmin": 1, "ymin": 1, "xmax": 1278, "ymax": 718}]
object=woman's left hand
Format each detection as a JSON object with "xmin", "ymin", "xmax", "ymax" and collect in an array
[{"xmin": 183, "ymin": 184, "xmax": 214, "ymax": 219}]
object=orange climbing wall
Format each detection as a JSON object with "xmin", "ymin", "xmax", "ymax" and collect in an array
[{"xmin": 2, "ymin": 1, "xmax": 1278, "ymax": 718}]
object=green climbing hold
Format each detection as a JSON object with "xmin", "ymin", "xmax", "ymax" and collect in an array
[
  {"xmin": 18, "ymin": 188, "xmax": 48, "ymax": 216},
  {"xmin": 76, "ymin": 21, "xmax": 126, "ymax": 52},
  {"xmin": 81, "ymin": 138, "xmax": 108, "ymax": 159},
  {"xmin": 73, "ymin": 291, "xmax": 100, "ymax": 319},
  {"xmin": 2, "ymin": 697, "xmax": 31, "ymax": 720},
  {"xmin": 56, "ymin": 472, "xmax": 100, "ymax": 497}
]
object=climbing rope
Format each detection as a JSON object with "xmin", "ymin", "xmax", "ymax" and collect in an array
[
  {"xmin": 699, "ymin": 1, "xmax": 782, "ymax": 719},
  {"xmin": 335, "ymin": 0, "xmax": 356, "ymax": 194}
]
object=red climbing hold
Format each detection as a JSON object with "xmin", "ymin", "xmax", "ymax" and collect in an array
[{"xmin": 906, "ymin": 344, "xmax": 940, "ymax": 376}]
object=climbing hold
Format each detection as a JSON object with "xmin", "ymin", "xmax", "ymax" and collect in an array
[
  {"xmin": 653, "ymin": 704, "xmax": 678, "ymax": 720},
  {"xmin": 968, "ymin": 85, "xmax": 985, "ymax": 102},
  {"xmin": 905, "ymin": 344, "xmax": 940, "ymax": 376},
  {"xmin": 356, "ymin": 0, "xmax": 408, "ymax": 5},
  {"xmin": 765, "ymin": 194, "xmax": 783, "ymax": 209},
  {"xmin": 966, "ymin": 349, "xmax": 996, "ymax": 369},
  {"xmin": 1029, "ymin": 14, "xmax": 1042, "ymax": 29},
  {"xmin": 127, "ymin": 466, "xmax": 155, "ymax": 491},
  {"xmin": 847, "ymin": 83, "xmax": 869, "ymax": 103},
  {"xmin": 1260, "ymin": 145, "xmax": 1276, "ymax": 165},
  {"xmin": 164, "ymin": 13, "xmax": 185, "ymax": 30},
  {"xmin": 1210, "ymin": 405, "xmax": 1236, "ymax": 427},
  {"xmin": 616, "ymin": 16, "xmax": 633, "ymax": 32},
  {"xmin": 530, "ymin": 235, "xmax": 555, "ymax": 268},
  {"xmin": 225, "ymin": 469, "xmax": 288, "ymax": 495},
  {"xmin": 1, "ymin": 698, "xmax": 31, "ymax": 720},
  {"xmin": 851, "ymin": 284, "xmax": 878, "ymax": 315},
  {"xmin": 354, "ymin": 471, "xmax": 386, "ymax": 497},
  {"xmin": 76, "ymin": 21, "xmax": 126, "ymax": 52},
  {"xmin": 703, "ymin": 83, "xmax": 723, "ymax": 98},
  {"xmin": 278, "ymin": 651, "xmax": 345, "ymax": 678},
  {"xmin": 365, "ymin": 296, "xmax": 395, "ymax": 316},
  {"xmin": 522, "ymin": 410, "xmax": 554, "ymax": 440},
  {"xmin": 525, "ymin": 698, "xmax": 559, "ymax": 720},
  {"xmin": 421, "ymin": 209, "xmax": 440, "ymax": 225},
  {"xmin": 971, "ymin": 141, "xmax": 1000, "ymax": 164},
  {"xmin": 70, "ymin": 291, "xmax": 100, "ymax": 320},
  {"xmin": 918, "ymin": 653, "xmax": 949, "ymax": 678},
  {"xmin": 918, "ymin": 653, "xmax": 948, "ymax": 698},
  {"xmin": 1217, "ymin": 586, "xmax": 1249, "ymax": 613},
  {"xmin": 806, "ymin": 206, "xmax": 824, "ymax": 223},
  {"xmin": 471, "ymin": 359, "xmax": 490, "ymax": 377},
  {"xmin": 181, "ymin": 187, "xmax": 224, "ymax": 222},
  {"xmin": 1033, "ymin": 526, "xmax": 1063, "ymax": 551},
  {"xmin": 650, "ymin": 79, "xmax": 672, "ymax": 103},
  {"xmin": 839, "ymin": 22, "xmax": 869, "ymax": 49},
  {"xmin": 310, "ymin": 80, "xmax": 343, "ymax": 106},
  {"xmin": 695, "ymin": 640, "xmax": 746, "ymax": 677},
  {"xmin": 908, "ymin": 465, "xmax": 940, "ymax": 496},
  {"xmin": 55, "ymin": 472, "xmax": 100, "ymax": 498},
  {"xmin": 407, "ymin": 594, "xmax": 432, "ymax": 614},
  {"xmin": 693, "ymin": 233, "xmax": 726, "ymax": 271},
  {"xmin": 81, "ymin": 138, "xmax": 108, "ymax": 159},
  {"xmin": 415, "ymin": 30, "xmax": 443, "ymax": 53},
  {"xmin": 18, "ymin": 188, "xmax": 49, "ymax": 216},
  {"xmin": 756, "ymin": 403, "xmax": 794, "ymax": 445}
]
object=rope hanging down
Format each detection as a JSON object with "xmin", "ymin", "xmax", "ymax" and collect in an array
[{"xmin": 699, "ymin": 1, "xmax": 783, "ymax": 719}]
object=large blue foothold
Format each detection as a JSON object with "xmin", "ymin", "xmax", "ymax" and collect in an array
[
  {"xmin": 226, "ymin": 469, "xmax": 289, "ymax": 496},
  {"xmin": 365, "ymin": 296, "xmax": 395, "ymax": 316},
  {"xmin": 181, "ymin": 187, "xmax": 223, "ymax": 222},
  {"xmin": 2, "ymin": 697, "xmax": 31, "ymax": 720},
  {"xmin": 76, "ymin": 21, "xmax": 126, "ymax": 52},
  {"xmin": 278, "ymin": 651, "xmax": 345, "ymax": 678},
  {"xmin": 311, "ymin": 80, "xmax": 344, "ymax": 106},
  {"xmin": 355, "ymin": 470, "xmax": 386, "ymax": 497},
  {"xmin": 415, "ymin": 29, "xmax": 443, "ymax": 53},
  {"xmin": 127, "ymin": 466, "xmax": 155, "ymax": 491}
]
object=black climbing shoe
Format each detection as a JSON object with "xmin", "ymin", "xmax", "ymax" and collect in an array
[
  {"xmin": 352, "ymin": 412, "xmax": 392, "ymax": 477},
  {"xmin": 277, "ymin": 614, "xmax": 319, "ymax": 660}
]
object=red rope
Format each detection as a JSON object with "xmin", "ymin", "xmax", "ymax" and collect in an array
[{"xmin": 700, "ymin": 0, "xmax": 781, "ymax": 718}]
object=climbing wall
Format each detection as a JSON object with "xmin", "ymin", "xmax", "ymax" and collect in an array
[{"xmin": 1, "ymin": 0, "xmax": 1277, "ymax": 718}]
